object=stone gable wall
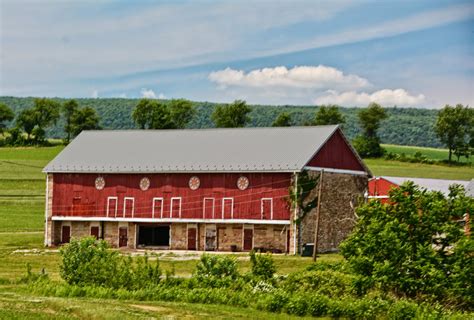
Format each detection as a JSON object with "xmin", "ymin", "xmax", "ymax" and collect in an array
[{"xmin": 299, "ymin": 171, "xmax": 367, "ymax": 253}]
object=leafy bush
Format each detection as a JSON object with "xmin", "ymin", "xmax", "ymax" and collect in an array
[
  {"xmin": 282, "ymin": 269, "xmax": 355, "ymax": 297},
  {"xmin": 60, "ymin": 237, "xmax": 161, "ymax": 289},
  {"xmin": 249, "ymin": 251, "xmax": 276, "ymax": 280},
  {"xmin": 353, "ymin": 136, "xmax": 385, "ymax": 158},
  {"xmin": 341, "ymin": 182, "xmax": 473, "ymax": 308},
  {"xmin": 193, "ymin": 254, "xmax": 238, "ymax": 287}
]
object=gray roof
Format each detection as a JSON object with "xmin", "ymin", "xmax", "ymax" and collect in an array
[
  {"xmin": 466, "ymin": 179, "xmax": 474, "ymax": 197},
  {"xmin": 383, "ymin": 176, "xmax": 470, "ymax": 196},
  {"xmin": 44, "ymin": 125, "xmax": 361, "ymax": 173}
]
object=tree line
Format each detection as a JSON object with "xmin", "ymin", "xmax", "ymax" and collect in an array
[
  {"xmin": 0, "ymin": 97, "xmax": 472, "ymax": 162},
  {"xmin": 0, "ymin": 98, "xmax": 100, "ymax": 145}
]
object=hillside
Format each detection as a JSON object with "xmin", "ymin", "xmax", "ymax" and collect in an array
[{"xmin": 0, "ymin": 96, "xmax": 441, "ymax": 147}]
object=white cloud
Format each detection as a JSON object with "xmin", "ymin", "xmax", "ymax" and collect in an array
[
  {"xmin": 158, "ymin": 93, "xmax": 166, "ymax": 99},
  {"xmin": 140, "ymin": 88, "xmax": 156, "ymax": 99},
  {"xmin": 209, "ymin": 65, "xmax": 369, "ymax": 91},
  {"xmin": 314, "ymin": 89, "xmax": 426, "ymax": 107},
  {"xmin": 117, "ymin": 93, "xmax": 127, "ymax": 98},
  {"xmin": 91, "ymin": 90, "xmax": 99, "ymax": 98}
]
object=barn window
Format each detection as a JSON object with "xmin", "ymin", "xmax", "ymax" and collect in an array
[
  {"xmin": 222, "ymin": 198, "xmax": 234, "ymax": 219},
  {"xmin": 123, "ymin": 197, "xmax": 135, "ymax": 218},
  {"xmin": 171, "ymin": 197, "xmax": 182, "ymax": 218},
  {"xmin": 203, "ymin": 198, "xmax": 215, "ymax": 219},
  {"xmin": 261, "ymin": 198, "xmax": 273, "ymax": 220},
  {"xmin": 107, "ymin": 197, "xmax": 118, "ymax": 217},
  {"xmin": 152, "ymin": 197, "xmax": 164, "ymax": 219}
]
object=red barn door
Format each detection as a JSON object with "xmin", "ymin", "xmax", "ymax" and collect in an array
[
  {"xmin": 187, "ymin": 227, "xmax": 197, "ymax": 250},
  {"xmin": 61, "ymin": 225, "xmax": 71, "ymax": 244},
  {"xmin": 119, "ymin": 227, "xmax": 128, "ymax": 247},
  {"xmin": 243, "ymin": 227, "xmax": 253, "ymax": 251}
]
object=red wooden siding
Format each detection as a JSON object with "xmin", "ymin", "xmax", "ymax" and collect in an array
[
  {"xmin": 306, "ymin": 129, "xmax": 365, "ymax": 172},
  {"xmin": 368, "ymin": 177, "xmax": 399, "ymax": 203},
  {"xmin": 52, "ymin": 173, "xmax": 292, "ymax": 221}
]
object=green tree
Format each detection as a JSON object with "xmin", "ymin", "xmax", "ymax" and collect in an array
[
  {"xmin": 340, "ymin": 183, "xmax": 473, "ymax": 307},
  {"xmin": 0, "ymin": 103, "xmax": 14, "ymax": 135},
  {"xmin": 150, "ymin": 101, "xmax": 175, "ymax": 129},
  {"xmin": 169, "ymin": 99, "xmax": 195, "ymax": 129},
  {"xmin": 353, "ymin": 103, "xmax": 388, "ymax": 157},
  {"xmin": 32, "ymin": 98, "xmax": 61, "ymax": 142},
  {"xmin": 435, "ymin": 104, "xmax": 473, "ymax": 162},
  {"xmin": 16, "ymin": 108, "xmax": 37, "ymax": 140},
  {"xmin": 314, "ymin": 105, "xmax": 345, "ymax": 126},
  {"xmin": 62, "ymin": 99, "xmax": 79, "ymax": 143},
  {"xmin": 132, "ymin": 99, "xmax": 155, "ymax": 129},
  {"xmin": 272, "ymin": 112, "xmax": 292, "ymax": 127},
  {"xmin": 71, "ymin": 107, "xmax": 101, "ymax": 137},
  {"xmin": 212, "ymin": 100, "xmax": 252, "ymax": 128}
]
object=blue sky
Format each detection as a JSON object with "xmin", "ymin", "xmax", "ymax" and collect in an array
[{"xmin": 1, "ymin": 0, "xmax": 473, "ymax": 108}]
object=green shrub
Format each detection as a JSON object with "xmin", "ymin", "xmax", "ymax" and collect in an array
[
  {"xmin": 353, "ymin": 136, "xmax": 385, "ymax": 158},
  {"xmin": 60, "ymin": 237, "xmax": 161, "ymax": 290},
  {"xmin": 282, "ymin": 269, "xmax": 355, "ymax": 297},
  {"xmin": 249, "ymin": 251, "xmax": 276, "ymax": 280},
  {"xmin": 193, "ymin": 254, "xmax": 238, "ymax": 287},
  {"xmin": 341, "ymin": 183, "xmax": 473, "ymax": 309}
]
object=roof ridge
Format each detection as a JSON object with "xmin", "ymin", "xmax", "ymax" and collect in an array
[{"xmin": 81, "ymin": 125, "xmax": 339, "ymax": 134}]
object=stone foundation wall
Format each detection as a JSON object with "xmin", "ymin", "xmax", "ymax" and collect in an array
[
  {"xmin": 170, "ymin": 223, "xmax": 187, "ymax": 250},
  {"xmin": 217, "ymin": 224, "xmax": 243, "ymax": 251},
  {"xmin": 299, "ymin": 171, "xmax": 367, "ymax": 253},
  {"xmin": 254, "ymin": 225, "xmax": 287, "ymax": 252}
]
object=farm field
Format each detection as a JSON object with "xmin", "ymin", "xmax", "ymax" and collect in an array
[{"xmin": 382, "ymin": 144, "xmax": 472, "ymax": 163}]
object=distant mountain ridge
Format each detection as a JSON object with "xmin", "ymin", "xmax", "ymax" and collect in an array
[{"xmin": 0, "ymin": 96, "xmax": 441, "ymax": 148}]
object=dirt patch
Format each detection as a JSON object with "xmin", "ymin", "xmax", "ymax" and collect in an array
[{"xmin": 130, "ymin": 304, "xmax": 170, "ymax": 313}]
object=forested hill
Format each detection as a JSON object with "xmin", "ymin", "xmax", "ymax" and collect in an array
[{"xmin": 0, "ymin": 96, "xmax": 442, "ymax": 147}]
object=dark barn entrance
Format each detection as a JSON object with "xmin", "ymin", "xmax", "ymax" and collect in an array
[{"xmin": 138, "ymin": 225, "xmax": 170, "ymax": 247}]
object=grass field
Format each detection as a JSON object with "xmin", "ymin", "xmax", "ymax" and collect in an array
[
  {"xmin": 0, "ymin": 145, "xmax": 472, "ymax": 318},
  {"xmin": 382, "ymin": 144, "xmax": 472, "ymax": 163}
]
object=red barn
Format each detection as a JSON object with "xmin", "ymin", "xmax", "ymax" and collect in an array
[{"xmin": 44, "ymin": 126, "xmax": 370, "ymax": 253}]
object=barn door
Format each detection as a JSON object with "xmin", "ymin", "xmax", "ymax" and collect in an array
[
  {"xmin": 61, "ymin": 225, "xmax": 71, "ymax": 244},
  {"xmin": 119, "ymin": 227, "xmax": 128, "ymax": 247},
  {"xmin": 205, "ymin": 225, "xmax": 217, "ymax": 251},
  {"xmin": 90, "ymin": 226, "xmax": 100, "ymax": 239},
  {"xmin": 187, "ymin": 226, "xmax": 197, "ymax": 250},
  {"xmin": 243, "ymin": 227, "xmax": 253, "ymax": 251}
]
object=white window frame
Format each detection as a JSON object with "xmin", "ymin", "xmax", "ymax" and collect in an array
[
  {"xmin": 123, "ymin": 197, "xmax": 135, "ymax": 218},
  {"xmin": 152, "ymin": 197, "xmax": 164, "ymax": 219},
  {"xmin": 107, "ymin": 197, "xmax": 118, "ymax": 218},
  {"xmin": 203, "ymin": 197, "xmax": 215, "ymax": 219},
  {"xmin": 261, "ymin": 198, "xmax": 273, "ymax": 220},
  {"xmin": 222, "ymin": 197, "xmax": 234, "ymax": 219},
  {"xmin": 170, "ymin": 197, "xmax": 182, "ymax": 218}
]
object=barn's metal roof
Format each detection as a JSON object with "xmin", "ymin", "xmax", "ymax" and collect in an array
[
  {"xmin": 466, "ymin": 179, "xmax": 474, "ymax": 198},
  {"xmin": 382, "ymin": 176, "xmax": 470, "ymax": 196},
  {"xmin": 43, "ymin": 125, "xmax": 358, "ymax": 173}
]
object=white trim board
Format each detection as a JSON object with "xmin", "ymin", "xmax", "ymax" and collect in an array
[
  {"xmin": 51, "ymin": 216, "xmax": 291, "ymax": 225},
  {"xmin": 304, "ymin": 166, "xmax": 368, "ymax": 176}
]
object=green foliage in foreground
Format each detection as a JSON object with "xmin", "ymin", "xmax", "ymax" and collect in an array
[
  {"xmin": 23, "ymin": 237, "xmax": 473, "ymax": 319},
  {"xmin": 341, "ymin": 183, "xmax": 473, "ymax": 309}
]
